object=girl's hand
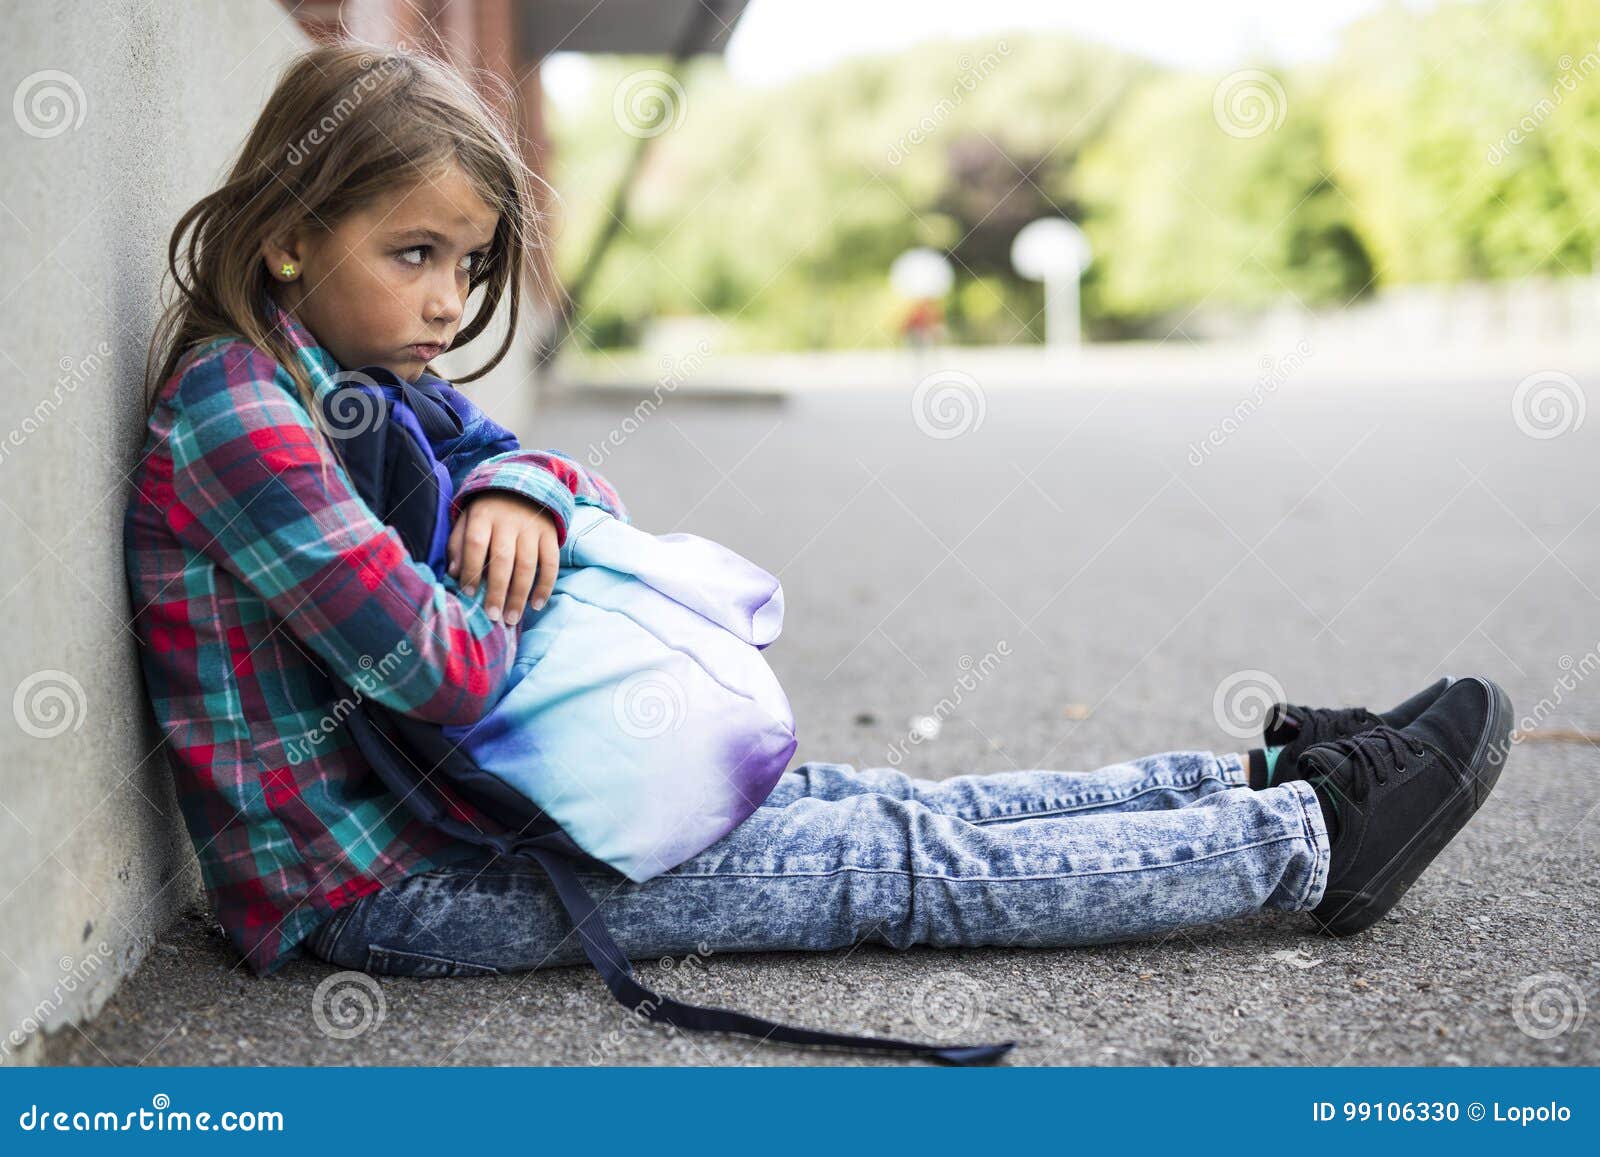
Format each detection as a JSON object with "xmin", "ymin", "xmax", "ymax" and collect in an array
[{"xmin": 447, "ymin": 492, "xmax": 561, "ymax": 627}]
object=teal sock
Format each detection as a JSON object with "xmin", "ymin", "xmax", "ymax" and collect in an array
[
  {"xmin": 1263, "ymin": 745, "xmax": 1284, "ymax": 786},
  {"xmin": 1246, "ymin": 745, "xmax": 1288, "ymax": 789}
]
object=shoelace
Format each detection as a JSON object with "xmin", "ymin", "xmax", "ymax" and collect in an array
[
  {"xmin": 1288, "ymin": 704, "xmax": 1384, "ymax": 746},
  {"xmin": 1306, "ymin": 726, "xmax": 1427, "ymax": 805}
]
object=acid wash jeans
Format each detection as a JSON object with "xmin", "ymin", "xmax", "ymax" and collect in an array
[{"xmin": 304, "ymin": 751, "xmax": 1331, "ymax": 977}]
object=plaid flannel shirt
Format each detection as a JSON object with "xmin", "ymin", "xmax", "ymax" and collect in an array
[{"xmin": 123, "ymin": 300, "xmax": 627, "ymax": 976}]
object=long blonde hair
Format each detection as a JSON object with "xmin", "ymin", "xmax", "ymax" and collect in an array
[{"xmin": 144, "ymin": 40, "xmax": 558, "ymax": 461}]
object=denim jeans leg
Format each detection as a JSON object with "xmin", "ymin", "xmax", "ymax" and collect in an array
[
  {"xmin": 302, "ymin": 755, "xmax": 1328, "ymax": 976},
  {"xmin": 760, "ymin": 750, "xmax": 1249, "ymax": 818}
]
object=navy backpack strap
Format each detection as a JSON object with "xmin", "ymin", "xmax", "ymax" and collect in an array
[
  {"xmin": 396, "ymin": 373, "xmax": 463, "ymax": 442},
  {"xmin": 512, "ymin": 834, "xmax": 1014, "ymax": 1066},
  {"xmin": 343, "ymin": 707, "xmax": 1015, "ymax": 1066}
]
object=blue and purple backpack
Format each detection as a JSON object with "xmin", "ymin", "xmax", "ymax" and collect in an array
[{"xmin": 320, "ymin": 365, "xmax": 1014, "ymax": 1065}]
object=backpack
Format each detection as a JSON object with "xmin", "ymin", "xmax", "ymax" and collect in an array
[{"xmin": 322, "ymin": 365, "xmax": 1015, "ymax": 1065}]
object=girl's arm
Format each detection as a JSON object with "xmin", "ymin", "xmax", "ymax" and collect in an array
[
  {"xmin": 429, "ymin": 380, "xmax": 630, "ymax": 539},
  {"xmin": 161, "ymin": 346, "xmax": 517, "ymax": 727}
]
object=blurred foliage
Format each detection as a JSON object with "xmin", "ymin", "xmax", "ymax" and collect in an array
[{"xmin": 547, "ymin": 0, "xmax": 1600, "ymax": 350}]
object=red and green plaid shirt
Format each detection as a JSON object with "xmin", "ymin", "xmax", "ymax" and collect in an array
[{"xmin": 123, "ymin": 300, "xmax": 626, "ymax": 977}]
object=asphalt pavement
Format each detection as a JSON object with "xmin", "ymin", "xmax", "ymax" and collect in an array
[{"xmin": 45, "ymin": 366, "xmax": 1600, "ymax": 1066}]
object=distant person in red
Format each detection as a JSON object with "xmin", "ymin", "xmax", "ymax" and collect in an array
[{"xmin": 899, "ymin": 296, "xmax": 945, "ymax": 349}]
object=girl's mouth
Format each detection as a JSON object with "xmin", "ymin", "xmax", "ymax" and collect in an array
[{"xmin": 409, "ymin": 343, "xmax": 444, "ymax": 360}]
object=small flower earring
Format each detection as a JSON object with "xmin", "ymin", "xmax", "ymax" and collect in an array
[{"xmin": 280, "ymin": 262, "xmax": 297, "ymax": 278}]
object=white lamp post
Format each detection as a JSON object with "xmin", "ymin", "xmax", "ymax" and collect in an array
[
  {"xmin": 1011, "ymin": 218, "xmax": 1092, "ymax": 348},
  {"xmin": 889, "ymin": 247, "xmax": 954, "ymax": 301}
]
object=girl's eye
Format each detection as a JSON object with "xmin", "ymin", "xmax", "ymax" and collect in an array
[{"xmin": 396, "ymin": 246, "xmax": 487, "ymax": 275}]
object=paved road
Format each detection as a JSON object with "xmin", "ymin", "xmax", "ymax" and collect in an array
[{"xmin": 50, "ymin": 371, "xmax": 1600, "ymax": 1065}]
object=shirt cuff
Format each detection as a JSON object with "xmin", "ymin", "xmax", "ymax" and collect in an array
[{"xmin": 452, "ymin": 458, "xmax": 578, "ymax": 545}]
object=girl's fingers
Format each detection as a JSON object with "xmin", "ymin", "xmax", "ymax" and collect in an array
[
  {"xmin": 458, "ymin": 508, "xmax": 490, "ymax": 596},
  {"xmin": 503, "ymin": 524, "xmax": 543, "ymax": 626},
  {"xmin": 530, "ymin": 528, "xmax": 559, "ymax": 611},
  {"xmin": 446, "ymin": 516, "xmax": 464, "ymax": 578},
  {"xmin": 452, "ymin": 498, "xmax": 561, "ymax": 623},
  {"xmin": 480, "ymin": 524, "xmax": 517, "ymax": 622}
]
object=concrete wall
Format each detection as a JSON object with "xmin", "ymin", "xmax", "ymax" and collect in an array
[{"xmin": 0, "ymin": 0, "xmax": 313, "ymax": 1066}]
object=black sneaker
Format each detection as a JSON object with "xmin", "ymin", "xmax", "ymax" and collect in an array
[
  {"xmin": 1300, "ymin": 675, "xmax": 1514, "ymax": 937},
  {"xmin": 1262, "ymin": 676, "xmax": 1455, "ymax": 787}
]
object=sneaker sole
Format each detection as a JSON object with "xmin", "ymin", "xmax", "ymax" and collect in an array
[{"xmin": 1310, "ymin": 677, "xmax": 1513, "ymax": 937}]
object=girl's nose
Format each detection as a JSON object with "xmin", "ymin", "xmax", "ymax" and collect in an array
[{"xmin": 426, "ymin": 276, "xmax": 464, "ymax": 324}]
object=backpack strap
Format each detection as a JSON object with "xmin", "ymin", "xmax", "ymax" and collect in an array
[
  {"xmin": 512, "ymin": 833, "xmax": 1015, "ymax": 1066},
  {"xmin": 343, "ymin": 706, "xmax": 1015, "ymax": 1066},
  {"xmin": 394, "ymin": 372, "xmax": 463, "ymax": 442}
]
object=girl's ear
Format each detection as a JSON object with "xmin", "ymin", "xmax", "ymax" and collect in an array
[{"xmin": 260, "ymin": 233, "xmax": 308, "ymax": 283}]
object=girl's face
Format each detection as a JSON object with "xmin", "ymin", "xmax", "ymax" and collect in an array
[{"xmin": 262, "ymin": 162, "xmax": 500, "ymax": 381}]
